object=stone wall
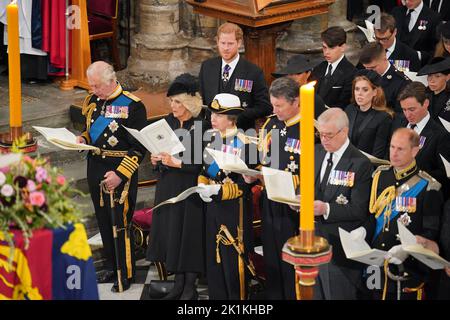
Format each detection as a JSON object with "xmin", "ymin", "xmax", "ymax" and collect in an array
[{"xmin": 118, "ymin": 0, "xmax": 363, "ymax": 91}]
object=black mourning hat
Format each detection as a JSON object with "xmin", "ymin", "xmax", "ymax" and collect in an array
[
  {"xmin": 272, "ymin": 54, "xmax": 316, "ymax": 78},
  {"xmin": 417, "ymin": 57, "xmax": 450, "ymax": 76},
  {"xmin": 355, "ymin": 69, "xmax": 382, "ymax": 87},
  {"xmin": 167, "ymin": 73, "xmax": 199, "ymax": 97}
]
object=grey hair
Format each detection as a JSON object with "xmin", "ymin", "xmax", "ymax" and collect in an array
[
  {"xmin": 86, "ymin": 61, "xmax": 117, "ymax": 84},
  {"xmin": 269, "ymin": 77, "xmax": 299, "ymax": 104},
  {"xmin": 317, "ymin": 107, "xmax": 349, "ymax": 130}
]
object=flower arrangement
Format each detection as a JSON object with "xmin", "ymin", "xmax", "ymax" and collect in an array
[{"xmin": 0, "ymin": 150, "xmax": 86, "ymax": 253}]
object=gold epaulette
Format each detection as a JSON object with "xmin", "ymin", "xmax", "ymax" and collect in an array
[
  {"xmin": 372, "ymin": 164, "xmax": 391, "ymax": 178},
  {"xmin": 123, "ymin": 91, "xmax": 141, "ymax": 102},
  {"xmin": 260, "ymin": 114, "xmax": 276, "ymax": 131},
  {"xmin": 418, "ymin": 170, "xmax": 442, "ymax": 191}
]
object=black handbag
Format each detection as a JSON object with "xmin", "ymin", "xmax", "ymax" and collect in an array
[{"xmin": 148, "ymin": 280, "xmax": 175, "ymax": 299}]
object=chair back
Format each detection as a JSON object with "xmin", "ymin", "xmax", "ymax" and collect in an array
[{"xmin": 87, "ymin": 0, "xmax": 118, "ymax": 19}]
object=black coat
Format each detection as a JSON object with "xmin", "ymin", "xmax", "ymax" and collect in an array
[
  {"xmin": 381, "ymin": 64, "xmax": 411, "ymax": 113},
  {"xmin": 147, "ymin": 114, "xmax": 206, "ymax": 274},
  {"xmin": 391, "ymin": 115, "xmax": 450, "ymax": 187},
  {"xmin": 427, "ymin": 87, "xmax": 450, "ymax": 125},
  {"xmin": 314, "ymin": 143, "xmax": 373, "ymax": 299},
  {"xmin": 311, "ymin": 56, "xmax": 357, "ymax": 110},
  {"xmin": 199, "ymin": 56, "xmax": 272, "ymax": 131},
  {"xmin": 345, "ymin": 104, "xmax": 392, "ymax": 159},
  {"xmin": 392, "ymin": 4, "xmax": 441, "ymax": 59},
  {"xmin": 388, "ymin": 40, "xmax": 422, "ymax": 72},
  {"xmin": 424, "ymin": 0, "xmax": 450, "ymax": 22}
]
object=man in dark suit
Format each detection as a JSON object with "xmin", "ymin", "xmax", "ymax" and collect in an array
[
  {"xmin": 375, "ymin": 13, "xmax": 422, "ymax": 72},
  {"xmin": 392, "ymin": 81, "xmax": 450, "ymax": 190},
  {"xmin": 311, "ymin": 26, "xmax": 356, "ymax": 110},
  {"xmin": 360, "ymin": 42, "xmax": 411, "ymax": 113},
  {"xmin": 198, "ymin": 22, "xmax": 272, "ymax": 131},
  {"xmin": 424, "ymin": 0, "xmax": 450, "ymax": 22},
  {"xmin": 392, "ymin": 0, "xmax": 441, "ymax": 64},
  {"xmin": 313, "ymin": 108, "xmax": 373, "ymax": 300}
]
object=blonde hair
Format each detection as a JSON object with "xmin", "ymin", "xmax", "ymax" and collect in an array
[
  {"xmin": 171, "ymin": 92, "xmax": 203, "ymax": 118},
  {"xmin": 351, "ymin": 76, "xmax": 394, "ymax": 117}
]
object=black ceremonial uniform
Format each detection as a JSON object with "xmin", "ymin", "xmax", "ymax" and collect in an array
[
  {"xmin": 381, "ymin": 65, "xmax": 411, "ymax": 113},
  {"xmin": 259, "ymin": 114, "xmax": 301, "ymax": 300},
  {"xmin": 199, "ymin": 128, "xmax": 256, "ymax": 300},
  {"xmin": 368, "ymin": 162, "xmax": 443, "ymax": 300},
  {"xmin": 81, "ymin": 84, "xmax": 147, "ymax": 282}
]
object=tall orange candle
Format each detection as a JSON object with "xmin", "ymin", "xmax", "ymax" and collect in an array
[
  {"xmin": 299, "ymin": 82, "xmax": 315, "ymax": 231},
  {"xmin": 7, "ymin": 0, "xmax": 22, "ymax": 129}
]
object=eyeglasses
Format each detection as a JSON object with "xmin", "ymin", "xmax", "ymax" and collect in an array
[
  {"xmin": 315, "ymin": 128, "xmax": 343, "ymax": 140},
  {"xmin": 373, "ymin": 33, "xmax": 393, "ymax": 42}
]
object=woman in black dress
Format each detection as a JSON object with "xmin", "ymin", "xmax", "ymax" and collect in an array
[
  {"xmin": 146, "ymin": 74, "xmax": 206, "ymax": 300},
  {"xmin": 196, "ymin": 93, "xmax": 257, "ymax": 300},
  {"xmin": 345, "ymin": 69, "xmax": 393, "ymax": 159}
]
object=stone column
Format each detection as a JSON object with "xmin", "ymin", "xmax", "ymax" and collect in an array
[
  {"xmin": 120, "ymin": 0, "xmax": 190, "ymax": 91},
  {"xmin": 328, "ymin": 0, "xmax": 356, "ymax": 32}
]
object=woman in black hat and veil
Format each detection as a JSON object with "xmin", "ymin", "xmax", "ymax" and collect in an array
[{"xmin": 146, "ymin": 73, "xmax": 206, "ymax": 300}]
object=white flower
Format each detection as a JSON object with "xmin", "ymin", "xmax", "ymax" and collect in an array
[
  {"xmin": 1, "ymin": 184, "xmax": 14, "ymax": 197},
  {"xmin": 0, "ymin": 172, "xmax": 5, "ymax": 185}
]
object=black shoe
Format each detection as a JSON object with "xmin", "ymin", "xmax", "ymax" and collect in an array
[
  {"xmin": 111, "ymin": 278, "xmax": 131, "ymax": 293},
  {"xmin": 97, "ymin": 270, "xmax": 115, "ymax": 283},
  {"xmin": 180, "ymin": 289, "xmax": 198, "ymax": 300}
]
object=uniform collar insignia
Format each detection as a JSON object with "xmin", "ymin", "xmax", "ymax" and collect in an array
[
  {"xmin": 285, "ymin": 114, "xmax": 300, "ymax": 127},
  {"xmin": 394, "ymin": 160, "xmax": 417, "ymax": 180},
  {"xmin": 106, "ymin": 82, "xmax": 123, "ymax": 101}
]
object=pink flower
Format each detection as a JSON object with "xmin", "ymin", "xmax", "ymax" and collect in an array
[
  {"xmin": 35, "ymin": 167, "xmax": 48, "ymax": 183},
  {"xmin": 0, "ymin": 172, "xmax": 5, "ymax": 185},
  {"xmin": 29, "ymin": 191, "xmax": 46, "ymax": 207},
  {"xmin": 1, "ymin": 184, "xmax": 14, "ymax": 197},
  {"xmin": 56, "ymin": 175, "xmax": 66, "ymax": 186},
  {"xmin": 27, "ymin": 180, "xmax": 37, "ymax": 192}
]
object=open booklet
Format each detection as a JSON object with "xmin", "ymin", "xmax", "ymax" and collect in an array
[
  {"xmin": 359, "ymin": 150, "xmax": 390, "ymax": 165},
  {"xmin": 397, "ymin": 221, "xmax": 450, "ymax": 270},
  {"xmin": 123, "ymin": 119, "xmax": 185, "ymax": 156},
  {"xmin": 261, "ymin": 166, "xmax": 300, "ymax": 206},
  {"xmin": 152, "ymin": 186, "xmax": 204, "ymax": 211},
  {"xmin": 357, "ymin": 20, "xmax": 376, "ymax": 43},
  {"xmin": 205, "ymin": 147, "xmax": 261, "ymax": 177},
  {"xmin": 33, "ymin": 126, "xmax": 99, "ymax": 151},
  {"xmin": 339, "ymin": 228, "xmax": 388, "ymax": 266}
]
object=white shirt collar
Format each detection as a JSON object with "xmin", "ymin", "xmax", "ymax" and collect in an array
[
  {"xmin": 410, "ymin": 112, "xmax": 430, "ymax": 134},
  {"xmin": 326, "ymin": 54, "xmax": 345, "ymax": 76},
  {"xmin": 222, "ymin": 54, "xmax": 240, "ymax": 74},
  {"xmin": 386, "ymin": 38, "xmax": 397, "ymax": 58},
  {"xmin": 331, "ymin": 138, "xmax": 350, "ymax": 161},
  {"xmin": 381, "ymin": 63, "xmax": 391, "ymax": 77}
]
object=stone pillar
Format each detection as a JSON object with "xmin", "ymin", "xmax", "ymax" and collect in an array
[
  {"xmin": 328, "ymin": 0, "xmax": 356, "ymax": 32},
  {"xmin": 120, "ymin": 0, "xmax": 190, "ymax": 91}
]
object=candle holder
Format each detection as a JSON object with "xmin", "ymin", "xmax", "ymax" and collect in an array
[
  {"xmin": 282, "ymin": 230, "xmax": 332, "ymax": 300},
  {"xmin": 0, "ymin": 128, "xmax": 37, "ymax": 153}
]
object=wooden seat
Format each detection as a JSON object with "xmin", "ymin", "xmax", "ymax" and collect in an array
[{"xmin": 87, "ymin": 0, "xmax": 121, "ymax": 69}]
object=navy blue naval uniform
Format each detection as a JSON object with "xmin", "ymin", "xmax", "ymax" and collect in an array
[
  {"xmin": 81, "ymin": 83, "xmax": 147, "ymax": 283},
  {"xmin": 258, "ymin": 114, "xmax": 301, "ymax": 300}
]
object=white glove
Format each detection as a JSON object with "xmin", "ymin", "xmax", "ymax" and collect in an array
[
  {"xmin": 386, "ymin": 245, "xmax": 409, "ymax": 265},
  {"xmin": 350, "ymin": 227, "xmax": 367, "ymax": 242},
  {"xmin": 198, "ymin": 184, "xmax": 221, "ymax": 203}
]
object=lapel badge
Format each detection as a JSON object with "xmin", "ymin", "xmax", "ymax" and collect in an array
[
  {"xmin": 280, "ymin": 127, "xmax": 287, "ymax": 137},
  {"xmin": 445, "ymin": 99, "xmax": 450, "ymax": 112},
  {"xmin": 107, "ymin": 136, "xmax": 119, "ymax": 147},
  {"xmin": 287, "ymin": 160, "xmax": 299, "ymax": 173},
  {"xmin": 398, "ymin": 213, "xmax": 412, "ymax": 227},
  {"xmin": 242, "ymin": 102, "xmax": 248, "ymax": 108},
  {"xmin": 335, "ymin": 193, "xmax": 349, "ymax": 205},
  {"xmin": 387, "ymin": 75, "xmax": 392, "ymax": 80},
  {"xmin": 108, "ymin": 120, "xmax": 119, "ymax": 133}
]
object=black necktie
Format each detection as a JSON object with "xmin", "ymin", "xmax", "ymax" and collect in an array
[
  {"xmin": 404, "ymin": 9, "xmax": 413, "ymax": 33},
  {"xmin": 410, "ymin": 123, "xmax": 417, "ymax": 131},
  {"xmin": 222, "ymin": 64, "xmax": 231, "ymax": 82},
  {"xmin": 319, "ymin": 153, "xmax": 334, "ymax": 193},
  {"xmin": 319, "ymin": 64, "xmax": 333, "ymax": 97}
]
